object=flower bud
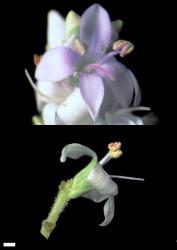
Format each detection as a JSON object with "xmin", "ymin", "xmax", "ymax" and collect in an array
[{"xmin": 65, "ymin": 10, "xmax": 80, "ymax": 38}]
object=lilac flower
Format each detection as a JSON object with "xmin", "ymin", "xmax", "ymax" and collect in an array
[{"xmin": 35, "ymin": 4, "xmax": 141, "ymax": 121}]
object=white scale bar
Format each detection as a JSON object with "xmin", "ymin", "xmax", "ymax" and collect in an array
[{"xmin": 3, "ymin": 243, "xmax": 16, "ymax": 247}]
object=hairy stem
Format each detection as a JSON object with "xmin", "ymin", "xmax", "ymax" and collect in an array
[{"xmin": 40, "ymin": 180, "xmax": 71, "ymax": 239}]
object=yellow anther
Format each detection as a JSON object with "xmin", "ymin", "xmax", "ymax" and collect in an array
[
  {"xmin": 108, "ymin": 142, "xmax": 122, "ymax": 158},
  {"xmin": 75, "ymin": 39, "xmax": 85, "ymax": 56}
]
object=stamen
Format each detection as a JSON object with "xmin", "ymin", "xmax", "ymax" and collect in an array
[
  {"xmin": 75, "ymin": 39, "xmax": 86, "ymax": 56},
  {"xmin": 99, "ymin": 142, "xmax": 122, "ymax": 166},
  {"xmin": 108, "ymin": 142, "xmax": 122, "ymax": 158},
  {"xmin": 108, "ymin": 142, "xmax": 121, "ymax": 152},
  {"xmin": 99, "ymin": 152, "xmax": 112, "ymax": 166},
  {"xmin": 24, "ymin": 69, "xmax": 62, "ymax": 103},
  {"xmin": 110, "ymin": 175, "xmax": 145, "ymax": 182},
  {"xmin": 113, "ymin": 40, "xmax": 135, "ymax": 57}
]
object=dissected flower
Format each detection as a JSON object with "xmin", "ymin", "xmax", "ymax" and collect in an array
[
  {"xmin": 26, "ymin": 4, "xmax": 155, "ymax": 125},
  {"xmin": 41, "ymin": 142, "xmax": 144, "ymax": 239}
]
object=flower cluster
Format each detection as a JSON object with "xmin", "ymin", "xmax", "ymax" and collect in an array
[{"xmin": 26, "ymin": 4, "xmax": 156, "ymax": 125}]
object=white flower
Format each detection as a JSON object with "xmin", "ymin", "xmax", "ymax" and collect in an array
[
  {"xmin": 41, "ymin": 142, "xmax": 144, "ymax": 239},
  {"xmin": 60, "ymin": 142, "xmax": 122, "ymax": 226}
]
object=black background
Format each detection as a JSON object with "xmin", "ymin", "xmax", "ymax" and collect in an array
[
  {"xmin": 1, "ymin": 0, "xmax": 173, "ymax": 249},
  {"xmin": 2, "ymin": 127, "xmax": 172, "ymax": 248}
]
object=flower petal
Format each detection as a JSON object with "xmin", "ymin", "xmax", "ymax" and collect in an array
[
  {"xmin": 101, "ymin": 59, "xmax": 141, "ymax": 107},
  {"xmin": 111, "ymin": 20, "xmax": 123, "ymax": 41},
  {"xmin": 128, "ymin": 70, "xmax": 142, "ymax": 106},
  {"xmin": 105, "ymin": 107, "xmax": 154, "ymax": 125},
  {"xmin": 42, "ymin": 103, "xmax": 58, "ymax": 125},
  {"xmin": 80, "ymin": 4, "xmax": 112, "ymax": 57},
  {"xmin": 80, "ymin": 73, "xmax": 104, "ymax": 120},
  {"xmin": 96, "ymin": 81, "xmax": 115, "ymax": 119},
  {"xmin": 86, "ymin": 164, "xmax": 118, "ymax": 197},
  {"xmin": 35, "ymin": 47, "xmax": 81, "ymax": 82},
  {"xmin": 60, "ymin": 143, "xmax": 97, "ymax": 163},
  {"xmin": 105, "ymin": 112, "xmax": 144, "ymax": 125},
  {"xmin": 36, "ymin": 80, "xmax": 74, "ymax": 111},
  {"xmin": 47, "ymin": 10, "xmax": 65, "ymax": 49},
  {"xmin": 84, "ymin": 164, "xmax": 117, "ymax": 226},
  {"xmin": 65, "ymin": 10, "xmax": 80, "ymax": 38},
  {"xmin": 83, "ymin": 190, "xmax": 116, "ymax": 226},
  {"xmin": 141, "ymin": 113, "xmax": 158, "ymax": 125},
  {"xmin": 57, "ymin": 88, "xmax": 93, "ymax": 125},
  {"xmin": 99, "ymin": 196, "xmax": 115, "ymax": 226},
  {"xmin": 83, "ymin": 189, "xmax": 108, "ymax": 202}
]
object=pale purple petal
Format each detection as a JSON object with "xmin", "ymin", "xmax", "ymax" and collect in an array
[
  {"xmin": 105, "ymin": 112, "xmax": 144, "ymax": 125},
  {"xmin": 128, "ymin": 70, "xmax": 142, "ymax": 106},
  {"xmin": 80, "ymin": 73, "xmax": 104, "ymax": 120},
  {"xmin": 111, "ymin": 20, "xmax": 123, "ymax": 42},
  {"xmin": 97, "ymin": 82, "xmax": 115, "ymax": 118},
  {"xmin": 100, "ymin": 59, "xmax": 140, "ymax": 107},
  {"xmin": 35, "ymin": 47, "xmax": 81, "ymax": 82},
  {"xmin": 105, "ymin": 107, "xmax": 156, "ymax": 125},
  {"xmin": 80, "ymin": 4, "xmax": 112, "ymax": 57}
]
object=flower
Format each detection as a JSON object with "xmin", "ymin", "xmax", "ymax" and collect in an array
[
  {"xmin": 41, "ymin": 142, "xmax": 144, "ymax": 239},
  {"xmin": 41, "ymin": 142, "xmax": 122, "ymax": 239},
  {"xmin": 33, "ymin": 10, "xmax": 80, "ymax": 114},
  {"xmin": 26, "ymin": 4, "xmax": 155, "ymax": 125},
  {"xmin": 34, "ymin": 4, "xmax": 143, "ymax": 123}
]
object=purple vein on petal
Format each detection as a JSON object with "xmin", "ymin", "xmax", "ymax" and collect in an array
[
  {"xmin": 80, "ymin": 73, "xmax": 104, "ymax": 120},
  {"xmin": 98, "ymin": 50, "xmax": 120, "ymax": 65},
  {"xmin": 84, "ymin": 64, "xmax": 114, "ymax": 81}
]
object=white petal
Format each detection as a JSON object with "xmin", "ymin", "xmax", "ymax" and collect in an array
[
  {"xmin": 129, "ymin": 71, "xmax": 142, "ymax": 106},
  {"xmin": 99, "ymin": 196, "xmax": 115, "ymax": 226},
  {"xmin": 105, "ymin": 111, "xmax": 144, "ymax": 125},
  {"xmin": 141, "ymin": 113, "xmax": 158, "ymax": 125},
  {"xmin": 36, "ymin": 80, "xmax": 74, "ymax": 112},
  {"xmin": 57, "ymin": 88, "xmax": 93, "ymax": 125},
  {"xmin": 60, "ymin": 143, "xmax": 97, "ymax": 163},
  {"xmin": 87, "ymin": 164, "xmax": 118, "ymax": 196},
  {"xmin": 83, "ymin": 189, "xmax": 108, "ymax": 203},
  {"xmin": 47, "ymin": 10, "xmax": 65, "ymax": 49},
  {"xmin": 42, "ymin": 103, "xmax": 58, "ymax": 125},
  {"xmin": 111, "ymin": 20, "xmax": 123, "ymax": 41}
]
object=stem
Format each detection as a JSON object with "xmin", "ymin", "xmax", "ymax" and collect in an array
[{"xmin": 40, "ymin": 185, "xmax": 70, "ymax": 239}]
